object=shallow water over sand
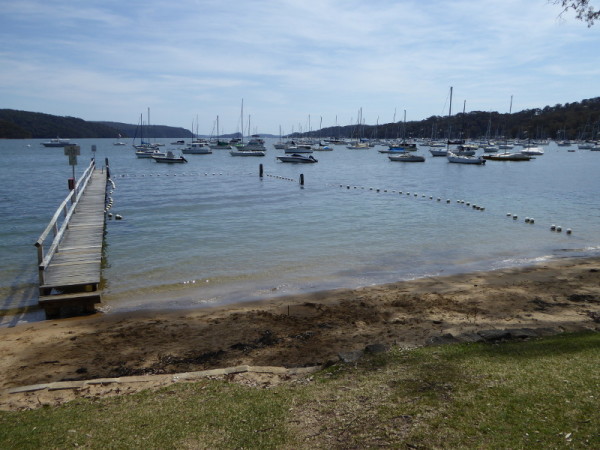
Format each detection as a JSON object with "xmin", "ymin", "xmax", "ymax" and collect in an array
[{"xmin": 1, "ymin": 138, "xmax": 599, "ymax": 322}]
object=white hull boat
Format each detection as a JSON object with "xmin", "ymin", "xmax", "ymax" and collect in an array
[
  {"xmin": 230, "ymin": 149, "xmax": 265, "ymax": 157},
  {"xmin": 447, "ymin": 152, "xmax": 486, "ymax": 165},
  {"xmin": 520, "ymin": 147, "xmax": 544, "ymax": 156},
  {"xmin": 152, "ymin": 150, "xmax": 187, "ymax": 163},
  {"xmin": 136, "ymin": 149, "xmax": 166, "ymax": 159}
]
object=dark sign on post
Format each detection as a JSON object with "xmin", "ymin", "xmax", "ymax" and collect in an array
[
  {"xmin": 64, "ymin": 145, "xmax": 81, "ymax": 188},
  {"xmin": 64, "ymin": 145, "xmax": 80, "ymax": 165}
]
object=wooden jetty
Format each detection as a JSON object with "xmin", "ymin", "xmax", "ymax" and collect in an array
[{"xmin": 35, "ymin": 159, "xmax": 109, "ymax": 318}]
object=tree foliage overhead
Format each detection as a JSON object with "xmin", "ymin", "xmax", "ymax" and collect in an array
[{"xmin": 552, "ymin": 0, "xmax": 600, "ymax": 26}]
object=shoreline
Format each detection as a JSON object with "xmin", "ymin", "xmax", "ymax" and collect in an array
[{"xmin": 1, "ymin": 256, "xmax": 599, "ymax": 410}]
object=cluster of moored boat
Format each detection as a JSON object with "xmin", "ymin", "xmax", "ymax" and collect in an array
[{"xmin": 126, "ymin": 136, "xmax": 598, "ymax": 164}]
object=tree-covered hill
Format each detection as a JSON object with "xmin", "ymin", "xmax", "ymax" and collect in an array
[
  {"xmin": 0, "ymin": 110, "xmax": 123, "ymax": 139},
  {"xmin": 96, "ymin": 121, "xmax": 193, "ymax": 139},
  {"xmin": 2, "ymin": 97, "xmax": 600, "ymax": 140},
  {"xmin": 298, "ymin": 97, "xmax": 600, "ymax": 141},
  {"xmin": 0, "ymin": 110, "xmax": 192, "ymax": 139}
]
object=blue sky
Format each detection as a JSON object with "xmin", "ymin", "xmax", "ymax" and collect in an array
[{"xmin": 1, "ymin": 0, "xmax": 598, "ymax": 135}]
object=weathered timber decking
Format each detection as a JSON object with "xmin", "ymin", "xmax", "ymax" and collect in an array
[{"xmin": 36, "ymin": 159, "xmax": 108, "ymax": 318}]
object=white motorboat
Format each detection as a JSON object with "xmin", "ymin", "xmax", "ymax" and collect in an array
[
  {"xmin": 152, "ymin": 150, "xmax": 187, "ymax": 163},
  {"xmin": 136, "ymin": 149, "xmax": 166, "ymax": 159},
  {"xmin": 482, "ymin": 152, "xmax": 532, "ymax": 161},
  {"xmin": 42, "ymin": 138, "xmax": 73, "ymax": 147},
  {"xmin": 230, "ymin": 149, "xmax": 265, "ymax": 157},
  {"xmin": 276, "ymin": 153, "xmax": 318, "ymax": 163},
  {"xmin": 520, "ymin": 147, "xmax": 544, "ymax": 156},
  {"xmin": 427, "ymin": 141, "xmax": 447, "ymax": 148}
]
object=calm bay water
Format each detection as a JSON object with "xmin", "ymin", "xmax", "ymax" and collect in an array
[{"xmin": 1, "ymin": 138, "xmax": 599, "ymax": 324}]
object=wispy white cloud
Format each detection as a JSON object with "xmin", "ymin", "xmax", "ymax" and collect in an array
[{"xmin": 0, "ymin": 0, "xmax": 598, "ymax": 133}]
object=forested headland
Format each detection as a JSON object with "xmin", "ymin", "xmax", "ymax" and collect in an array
[
  {"xmin": 2, "ymin": 97, "xmax": 600, "ymax": 140},
  {"xmin": 0, "ymin": 110, "xmax": 192, "ymax": 139}
]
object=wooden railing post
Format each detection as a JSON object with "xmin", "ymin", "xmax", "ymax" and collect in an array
[
  {"xmin": 35, "ymin": 159, "xmax": 97, "ymax": 277},
  {"xmin": 35, "ymin": 242, "xmax": 45, "ymax": 285}
]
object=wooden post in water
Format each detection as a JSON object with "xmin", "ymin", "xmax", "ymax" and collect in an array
[
  {"xmin": 259, "ymin": 163, "xmax": 263, "ymax": 178},
  {"xmin": 299, "ymin": 174, "xmax": 304, "ymax": 186}
]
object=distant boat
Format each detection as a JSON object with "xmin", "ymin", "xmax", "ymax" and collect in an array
[
  {"xmin": 152, "ymin": 150, "xmax": 187, "ymax": 163},
  {"xmin": 482, "ymin": 152, "xmax": 531, "ymax": 161},
  {"xmin": 556, "ymin": 140, "xmax": 572, "ymax": 147},
  {"xmin": 454, "ymin": 144, "xmax": 477, "ymax": 156},
  {"xmin": 444, "ymin": 87, "xmax": 484, "ymax": 165},
  {"xmin": 284, "ymin": 142, "xmax": 313, "ymax": 153},
  {"xmin": 429, "ymin": 148, "xmax": 448, "ymax": 157},
  {"xmin": 276, "ymin": 153, "xmax": 318, "ymax": 163},
  {"xmin": 132, "ymin": 113, "xmax": 159, "ymax": 151},
  {"xmin": 447, "ymin": 151, "xmax": 486, "ymax": 164},
  {"xmin": 113, "ymin": 134, "xmax": 126, "ymax": 146},
  {"xmin": 209, "ymin": 140, "xmax": 232, "ymax": 150},
  {"xmin": 230, "ymin": 99, "xmax": 265, "ymax": 157},
  {"xmin": 135, "ymin": 149, "xmax": 166, "ymax": 159},
  {"xmin": 388, "ymin": 153, "xmax": 425, "ymax": 162},
  {"xmin": 235, "ymin": 139, "xmax": 267, "ymax": 152},
  {"xmin": 520, "ymin": 147, "xmax": 544, "ymax": 156},
  {"xmin": 209, "ymin": 116, "xmax": 232, "ymax": 149},
  {"xmin": 312, "ymin": 142, "xmax": 334, "ymax": 151},
  {"xmin": 182, "ymin": 141, "xmax": 212, "ymax": 154},
  {"xmin": 42, "ymin": 138, "xmax": 73, "ymax": 147},
  {"xmin": 230, "ymin": 149, "xmax": 265, "ymax": 157},
  {"xmin": 578, "ymin": 142, "xmax": 594, "ymax": 150},
  {"xmin": 346, "ymin": 142, "xmax": 370, "ymax": 149}
]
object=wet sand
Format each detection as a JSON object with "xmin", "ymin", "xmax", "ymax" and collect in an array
[{"xmin": 1, "ymin": 256, "xmax": 599, "ymax": 410}]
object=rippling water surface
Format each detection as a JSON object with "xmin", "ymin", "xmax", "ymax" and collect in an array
[{"xmin": 1, "ymin": 138, "xmax": 599, "ymax": 322}]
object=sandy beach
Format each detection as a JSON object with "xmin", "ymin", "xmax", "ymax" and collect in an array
[{"xmin": 1, "ymin": 256, "xmax": 599, "ymax": 410}]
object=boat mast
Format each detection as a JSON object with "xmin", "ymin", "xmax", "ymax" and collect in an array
[
  {"xmin": 240, "ymin": 99, "xmax": 244, "ymax": 143},
  {"xmin": 447, "ymin": 86, "xmax": 453, "ymax": 145}
]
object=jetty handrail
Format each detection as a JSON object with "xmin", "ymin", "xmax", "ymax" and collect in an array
[{"xmin": 35, "ymin": 159, "xmax": 98, "ymax": 282}]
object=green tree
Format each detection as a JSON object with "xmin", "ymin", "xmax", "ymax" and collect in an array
[{"xmin": 553, "ymin": 1, "xmax": 600, "ymax": 26}]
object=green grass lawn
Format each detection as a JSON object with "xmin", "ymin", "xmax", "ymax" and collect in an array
[{"xmin": 1, "ymin": 331, "xmax": 598, "ymax": 449}]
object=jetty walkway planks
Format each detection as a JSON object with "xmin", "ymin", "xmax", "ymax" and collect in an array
[{"xmin": 35, "ymin": 159, "xmax": 109, "ymax": 318}]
